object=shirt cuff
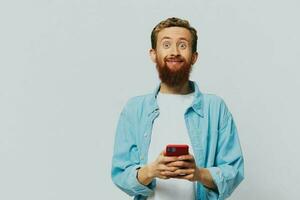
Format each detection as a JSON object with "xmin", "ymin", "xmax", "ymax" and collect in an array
[
  {"xmin": 129, "ymin": 165, "xmax": 155, "ymax": 196},
  {"xmin": 206, "ymin": 167, "xmax": 224, "ymax": 199}
]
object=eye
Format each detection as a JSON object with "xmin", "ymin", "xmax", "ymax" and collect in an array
[
  {"xmin": 162, "ymin": 41, "xmax": 171, "ymax": 49},
  {"xmin": 178, "ymin": 42, "xmax": 187, "ymax": 49}
]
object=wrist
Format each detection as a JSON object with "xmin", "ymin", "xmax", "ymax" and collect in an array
[
  {"xmin": 146, "ymin": 163, "xmax": 155, "ymax": 179},
  {"xmin": 197, "ymin": 167, "xmax": 205, "ymax": 182},
  {"xmin": 137, "ymin": 164, "xmax": 155, "ymax": 186},
  {"xmin": 197, "ymin": 167, "xmax": 217, "ymax": 190}
]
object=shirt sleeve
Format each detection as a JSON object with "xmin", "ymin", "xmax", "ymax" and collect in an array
[
  {"xmin": 206, "ymin": 100, "xmax": 245, "ymax": 199},
  {"xmin": 111, "ymin": 103, "xmax": 155, "ymax": 197}
]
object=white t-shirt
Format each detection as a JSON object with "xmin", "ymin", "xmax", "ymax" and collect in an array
[{"xmin": 147, "ymin": 91, "xmax": 195, "ymax": 200}]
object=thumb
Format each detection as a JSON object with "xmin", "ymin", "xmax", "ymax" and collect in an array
[{"xmin": 160, "ymin": 150, "xmax": 166, "ymax": 156}]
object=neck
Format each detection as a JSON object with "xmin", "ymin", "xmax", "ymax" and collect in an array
[{"xmin": 159, "ymin": 81, "xmax": 193, "ymax": 94}]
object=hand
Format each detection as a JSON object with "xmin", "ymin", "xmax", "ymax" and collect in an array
[
  {"xmin": 165, "ymin": 154, "xmax": 201, "ymax": 182},
  {"xmin": 148, "ymin": 151, "xmax": 180, "ymax": 179},
  {"xmin": 137, "ymin": 151, "xmax": 180, "ymax": 185}
]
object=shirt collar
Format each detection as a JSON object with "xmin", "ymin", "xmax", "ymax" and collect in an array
[{"xmin": 148, "ymin": 80, "xmax": 204, "ymax": 117}]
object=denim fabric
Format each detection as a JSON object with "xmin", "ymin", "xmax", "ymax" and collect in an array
[{"xmin": 111, "ymin": 81, "xmax": 244, "ymax": 200}]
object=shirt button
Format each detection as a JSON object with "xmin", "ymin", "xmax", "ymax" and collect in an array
[
  {"xmin": 141, "ymin": 156, "xmax": 144, "ymax": 160},
  {"xmin": 144, "ymin": 132, "xmax": 147, "ymax": 137}
]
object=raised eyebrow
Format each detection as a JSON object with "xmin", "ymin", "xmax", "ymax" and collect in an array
[
  {"xmin": 160, "ymin": 37, "xmax": 189, "ymax": 42},
  {"xmin": 160, "ymin": 36, "xmax": 172, "ymax": 42},
  {"xmin": 177, "ymin": 37, "xmax": 189, "ymax": 43}
]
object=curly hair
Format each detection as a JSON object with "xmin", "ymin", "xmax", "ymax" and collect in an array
[{"xmin": 151, "ymin": 17, "xmax": 198, "ymax": 53}]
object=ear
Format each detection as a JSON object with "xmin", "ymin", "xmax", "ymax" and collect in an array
[
  {"xmin": 191, "ymin": 52, "xmax": 199, "ymax": 65},
  {"xmin": 149, "ymin": 49, "xmax": 157, "ymax": 63}
]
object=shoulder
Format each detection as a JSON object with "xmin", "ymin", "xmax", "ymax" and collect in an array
[
  {"xmin": 202, "ymin": 93, "xmax": 227, "ymax": 108},
  {"xmin": 121, "ymin": 92, "xmax": 153, "ymax": 117},
  {"xmin": 200, "ymin": 93, "xmax": 232, "ymax": 119},
  {"xmin": 123, "ymin": 93, "xmax": 152, "ymax": 108}
]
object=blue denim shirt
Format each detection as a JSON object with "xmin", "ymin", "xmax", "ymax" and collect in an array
[{"xmin": 111, "ymin": 81, "xmax": 244, "ymax": 200}]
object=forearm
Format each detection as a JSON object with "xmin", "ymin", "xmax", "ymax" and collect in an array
[
  {"xmin": 197, "ymin": 167, "xmax": 217, "ymax": 190},
  {"xmin": 137, "ymin": 165, "xmax": 154, "ymax": 186}
]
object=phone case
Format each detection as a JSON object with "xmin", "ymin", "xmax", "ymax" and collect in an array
[{"xmin": 165, "ymin": 144, "xmax": 189, "ymax": 156}]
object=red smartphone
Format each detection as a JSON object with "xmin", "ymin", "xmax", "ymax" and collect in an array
[{"xmin": 164, "ymin": 144, "xmax": 189, "ymax": 156}]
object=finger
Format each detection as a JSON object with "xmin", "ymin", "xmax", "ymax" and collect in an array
[
  {"xmin": 157, "ymin": 175, "xmax": 170, "ymax": 180},
  {"xmin": 178, "ymin": 154, "xmax": 194, "ymax": 161},
  {"xmin": 173, "ymin": 168, "xmax": 195, "ymax": 176},
  {"xmin": 158, "ymin": 151, "xmax": 178, "ymax": 161},
  {"xmin": 161, "ymin": 170, "xmax": 178, "ymax": 177},
  {"xmin": 165, "ymin": 166, "xmax": 178, "ymax": 172},
  {"xmin": 158, "ymin": 164, "xmax": 178, "ymax": 172},
  {"xmin": 161, "ymin": 156, "xmax": 179, "ymax": 163},
  {"xmin": 166, "ymin": 160, "xmax": 191, "ymax": 168}
]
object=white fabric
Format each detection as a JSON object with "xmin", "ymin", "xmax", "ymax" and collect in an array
[{"xmin": 147, "ymin": 91, "xmax": 195, "ymax": 200}]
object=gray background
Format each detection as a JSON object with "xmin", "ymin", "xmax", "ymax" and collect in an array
[{"xmin": 0, "ymin": 0, "xmax": 299, "ymax": 199}]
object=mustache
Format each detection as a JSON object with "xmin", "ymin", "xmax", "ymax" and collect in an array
[
  {"xmin": 164, "ymin": 56, "xmax": 185, "ymax": 62},
  {"xmin": 155, "ymin": 55, "xmax": 192, "ymax": 87}
]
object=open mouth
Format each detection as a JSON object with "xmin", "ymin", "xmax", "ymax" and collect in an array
[
  {"xmin": 166, "ymin": 58, "xmax": 183, "ymax": 63},
  {"xmin": 166, "ymin": 60, "xmax": 183, "ymax": 63},
  {"xmin": 166, "ymin": 59, "xmax": 184, "ymax": 68}
]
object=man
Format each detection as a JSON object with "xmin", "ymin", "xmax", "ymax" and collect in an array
[{"xmin": 111, "ymin": 17, "xmax": 244, "ymax": 200}]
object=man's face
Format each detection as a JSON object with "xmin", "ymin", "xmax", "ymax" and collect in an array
[{"xmin": 150, "ymin": 27, "xmax": 198, "ymax": 87}]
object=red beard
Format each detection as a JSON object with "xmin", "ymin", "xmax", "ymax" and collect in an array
[{"xmin": 156, "ymin": 55, "xmax": 192, "ymax": 87}]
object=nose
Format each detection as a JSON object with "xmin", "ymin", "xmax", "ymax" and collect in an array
[{"xmin": 170, "ymin": 45, "xmax": 180, "ymax": 56}]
